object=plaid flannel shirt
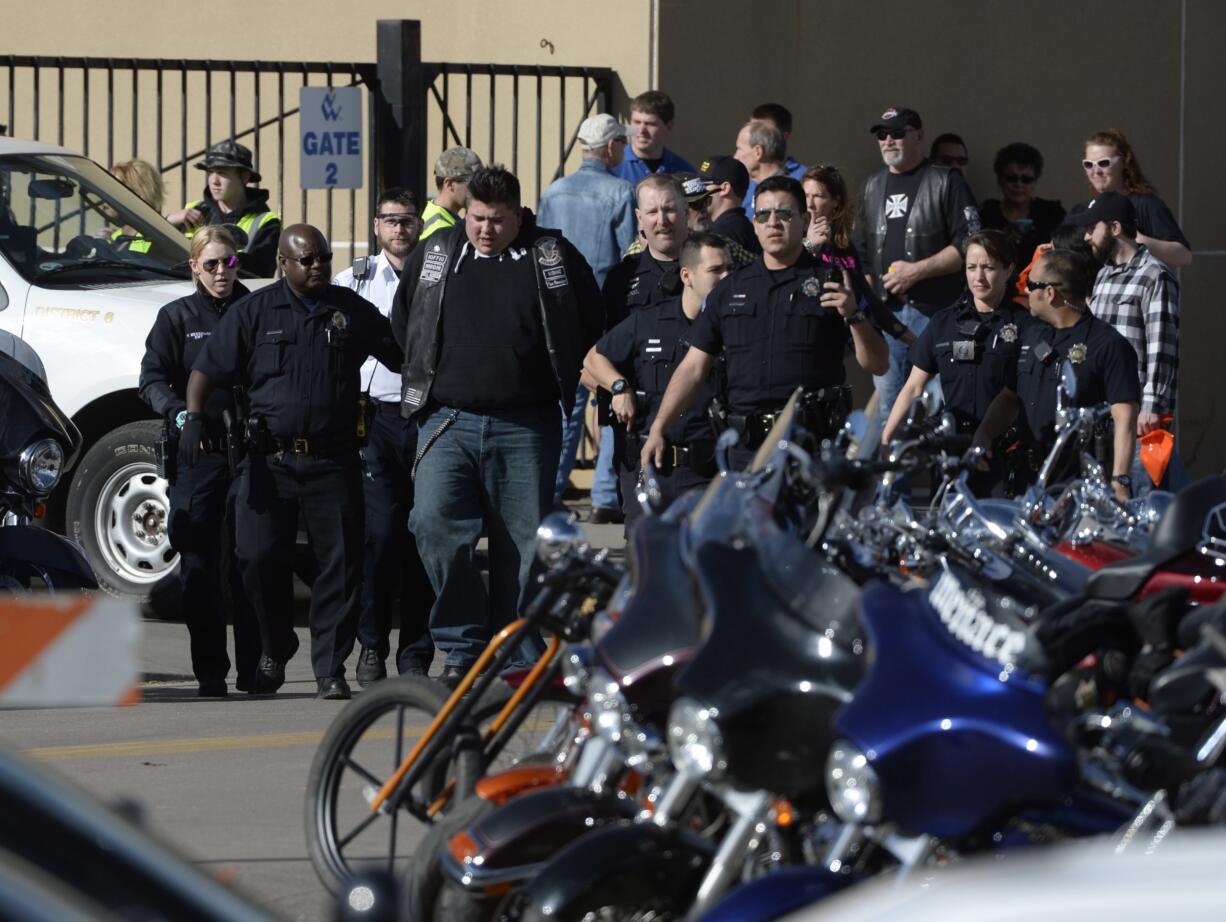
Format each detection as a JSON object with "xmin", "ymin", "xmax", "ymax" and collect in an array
[{"xmin": 1089, "ymin": 245, "xmax": 1180, "ymax": 414}]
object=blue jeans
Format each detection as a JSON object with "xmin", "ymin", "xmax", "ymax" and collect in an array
[
  {"xmin": 410, "ymin": 405, "xmax": 560, "ymax": 667},
  {"xmin": 554, "ymin": 385, "xmax": 590, "ymax": 504},
  {"xmin": 591, "ymin": 425, "xmax": 619, "ymax": 509},
  {"xmin": 873, "ymin": 303, "xmax": 933, "ymax": 428}
]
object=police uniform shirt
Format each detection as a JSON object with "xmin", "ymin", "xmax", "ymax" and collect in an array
[
  {"xmin": 194, "ymin": 279, "xmax": 402, "ymax": 443},
  {"xmin": 686, "ymin": 252, "xmax": 849, "ymax": 414},
  {"xmin": 334, "ymin": 252, "xmax": 403, "ymax": 402},
  {"xmin": 1010, "ymin": 309, "xmax": 1140, "ymax": 450},
  {"xmin": 602, "ymin": 251, "xmax": 684, "ymax": 331},
  {"xmin": 908, "ymin": 293, "xmax": 1030, "ymax": 430},
  {"xmin": 595, "ymin": 295, "xmax": 717, "ymax": 445}
]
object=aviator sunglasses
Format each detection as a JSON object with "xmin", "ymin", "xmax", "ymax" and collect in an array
[{"xmin": 200, "ymin": 255, "xmax": 239, "ymax": 273}]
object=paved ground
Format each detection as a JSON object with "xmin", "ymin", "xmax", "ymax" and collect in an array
[{"xmin": 5, "ymin": 500, "xmax": 627, "ymax": 921}]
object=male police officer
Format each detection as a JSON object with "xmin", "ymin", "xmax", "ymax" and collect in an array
[
  {"xmin": 584, "ymin": 232, "xmax": 734, "ymax": 529},
  {"xmin": 186, "ymin": 225, "xmax": 403, "ymax": 700},
  {"xmin": 972, "ymin": 249, "xmax": 1139, "ymax": 501},
  {"xmin": 333, "ymin": 188, "xmax": 435, "ymax": 686},
  {"xmin": 392, "ymin": 166, "xmax": 602, "ymax": 684},
  {"xmin": 642, "ymin": 176, "xmax": 889, "ymax": 471},
  {"xmin": 169, "ymin": 141, "xmax": 281, "ymax": 277}
]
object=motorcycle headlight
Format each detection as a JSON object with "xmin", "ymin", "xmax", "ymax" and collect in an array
[
  {"xmin": 667, "ymin": 698, "xmax": 726, "ymax": 778},
  {"xmin": 825, "ymin": 739, "xmax": 882, "ymax": 824},
  {"xmin": 19, "ymin": 439, "xmax": 64, "ymax": 495}
]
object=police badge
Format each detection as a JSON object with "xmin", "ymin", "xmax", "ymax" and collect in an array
[
  {"xmin": 801, "ymin": 277, "xmax": 821, "ymax": 298},
  {"xmin": 1067, "ymin": 342, "xmax": 1087, "ymax": 364},
  {"xmin": 999, "ymin": 323, "xmax": 1018, "ymax": 343}
]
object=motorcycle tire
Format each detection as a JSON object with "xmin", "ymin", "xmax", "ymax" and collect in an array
[
  {"xmin": 305, "ymin": 675, "xmax": 484, "ymax": 895},
  {"xmin": 403, "ymin": 793, "xmax": 497, "ymax": 922}
]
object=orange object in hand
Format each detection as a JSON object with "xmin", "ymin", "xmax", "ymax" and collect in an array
[{"xmin": 1139, "ymin": 415, "xmax": 1175, "ymax": 487}]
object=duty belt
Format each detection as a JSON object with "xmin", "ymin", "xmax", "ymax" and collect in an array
[
  {"xmin": 266, "ymin": 434, "xmax": 359, "ymax": 458},
  {"xmin": 625, "ymin": 433, "xmax": 717, "ymax": 477},
  {"xmin": 376, "ymin": 400, "xmax": 403, "ymax": 415},
  {"xmin": 728, "ymin": 385, "xmax": 852, "ymax": 450}
]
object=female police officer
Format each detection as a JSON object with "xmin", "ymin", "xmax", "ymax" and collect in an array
[
  {"xmin": 139, "ymin": 226, "xmax": 259, "ymax": 696},
  {"xmin": 881, "ymin": 229, "xmax": 1026, "ymax": 494}
]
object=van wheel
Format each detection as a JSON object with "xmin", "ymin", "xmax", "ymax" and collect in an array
[{"xmin": 66, "ymin": 421, "xmax": 178, "ymax": 600}]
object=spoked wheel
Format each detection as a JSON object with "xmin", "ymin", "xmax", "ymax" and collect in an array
[{"xmin": 305, "ymin": 676, "xmax": 483, "ymax": 894}]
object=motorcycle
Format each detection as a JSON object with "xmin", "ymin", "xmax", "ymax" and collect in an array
[{"xmin": 0, "ymin": 349, "xmax": 95, "ymax": 589}]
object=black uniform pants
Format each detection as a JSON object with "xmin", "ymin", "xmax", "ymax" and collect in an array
[
  {"xmin": 617, "ymin": 434, "xmax": 714, "ymax": 532},
  {"xmin": 234, "ymin": 452, "xmax": 364, "ymax": 680},
  {"xmin": 358, "ymin": 410, "xmax": 435, "ymax": 671},
  {"xmin": 167, "ymin": 452, "xmax": 261, "ymax": 685}
]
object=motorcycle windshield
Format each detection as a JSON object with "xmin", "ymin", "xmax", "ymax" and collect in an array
[
  {"xmin": 0, "ymin": 352, "xmax": 80, "ymax": 464},
  {"xmin": 835, "ymin": 577, "xmax": 1076, "ymax": 839}
]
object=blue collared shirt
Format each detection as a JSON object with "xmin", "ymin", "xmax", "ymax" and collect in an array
[
  {"xmin": 537, "ymin": 159, "xmax": 637, "ymax": 288},
  {"xmin": 611, "ymin": 147, "xmax": 696, "ymax": 186}
]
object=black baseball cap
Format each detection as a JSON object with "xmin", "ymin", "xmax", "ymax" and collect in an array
[
  {"xmin": 1066, "ymin": 192, "xmax": 1137, "ymax": 227},
  {"xmin": 697, "ymin": 155, "xmax": 749, "ymax": 198},
  {"xmin": 869, "ymin": 107, "xmax": 922, "ymax": 134}
]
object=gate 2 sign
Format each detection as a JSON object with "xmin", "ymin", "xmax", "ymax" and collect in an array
[{"xmin": 300, "ymin": 86, "xmax": 362, "ymax": 189}]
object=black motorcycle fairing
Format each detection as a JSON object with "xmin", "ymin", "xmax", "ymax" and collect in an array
[
  {"xmin": 596, "ymin": 516, "xmax": 700, "ymax": 719},
  {"xmin": 0, "ymin": 527, "xmax": 97, "ymax": 589},
  {"xmin": 678, "ymin": 541, "xmax": 863, "ymax": 798},
  {"xmin": 441, "ymin": 786, "xmax": 640, "ymax": 889},
  {"xmin": 1086, "ymin": 475, "xmax": 1226, "ymax": 601},
  {"xmin": 0, "ymin": 352, "xmax": 82, "ymax": 469},
  {"xmin": 511, "ymin": 822, "xmax": 713, "ymax": 922}
]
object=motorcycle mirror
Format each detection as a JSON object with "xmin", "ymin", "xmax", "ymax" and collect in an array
[
  {"xmin": 535, "ymin": 510, "xmax": 586, "ymax": 564},
  {"xmin": 714, "ymin": 427, "xmax": 739, "ymax": 476}
]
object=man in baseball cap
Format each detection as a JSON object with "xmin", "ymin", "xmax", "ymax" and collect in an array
[
  {"xmin": 575, "ymin": 113, "xmax": 634, "ymax": 151},
  {"xmin": 421, "ymin": 146, "xmax": 484, "ymax": 242},
  {"xmin": 869, "ymin": 106, "xmax": 923, "ymax": 135},
  {"xmin": 699, "ymin": 155, "xmax": 758, "ymax": 258},
  {"xmin": 169, "ymin": 139, "xmax": 280, "ymax": 276}
]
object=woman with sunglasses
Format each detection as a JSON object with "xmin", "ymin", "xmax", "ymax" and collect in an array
[
  {"xmin": 882, "ymin": 230, "xmax": 1025, "ymax": 496},
  {"xmin": 1078, "ymin": 128, "xmax": 1191, "ymax": 269},
  {"xmin": 981, "ymin": 143, "xmax": 1065, "ymax": 264},
  {"xmin": 139, "ymin": 225, "xmax": 260, "ymax": 697}
]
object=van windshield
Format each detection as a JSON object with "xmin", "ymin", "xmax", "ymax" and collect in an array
[{"xmin": 0, "ymin": 153, "xmax": 191, "ymax": 284}]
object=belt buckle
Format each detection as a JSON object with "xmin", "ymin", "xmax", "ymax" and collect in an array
[
  {"xmin": 292, "ymin": 437, "xmax": 310, "ymax": 454},
  {"xmin": 669, "ymin": 445, "xmax": 683, "ymax": 467}
]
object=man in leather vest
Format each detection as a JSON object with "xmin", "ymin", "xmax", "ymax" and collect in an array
[
  {"xmin": 854, "ymin": 106, "xmax": 979, "ymax": 431},
  {"xmin": 391, "ymin": 166, "xmax": 602, "ymax": 683}
]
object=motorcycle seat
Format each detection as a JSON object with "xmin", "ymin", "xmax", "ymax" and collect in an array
[{"xmin": 1085, "ymin": 475, "xmax": 1226, "ymax": 601}]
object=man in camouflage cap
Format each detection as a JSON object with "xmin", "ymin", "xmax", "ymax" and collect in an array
[{"xmin": 420, "ymin": 146, "xmax": 484, "ymax": 242}]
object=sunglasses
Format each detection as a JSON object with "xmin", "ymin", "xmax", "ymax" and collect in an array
[
  {"xmin": 282, "ymin": 252, "xmax": 333, "ymax": 268},
  {"xmin": 753, "ymin": 207, "xmax": 797, "ymax": 224},
  {"xmin": 874, "ymin": 128, "xmax": 910, "ymax": 141},
  {"xmin": 1025, "ymin": 278, "xmax": 1058, "ymax": 292},
  {"xmin": 1002, "ymin": 173, "xmax": 1036, "ymax": 185},
  {"xmin": 377, "ymin": 214, "xmax": 419, "ymax": 228},
  {"xmin": 1082, "ymin": 155, "xmax": 1121, "ymax": 171},
  {"xmin": 199, "ymin": 255, "xmax": 239, "ymax": 273}
]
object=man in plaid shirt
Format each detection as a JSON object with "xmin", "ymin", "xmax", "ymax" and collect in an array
[{"xmin": 1072, "ymin": 192, "xmax": 1185, "ymax": 491}]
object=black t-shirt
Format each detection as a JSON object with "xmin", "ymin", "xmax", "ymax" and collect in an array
[
  {"xmin": 711, "ymin": 207, "xmax": 761, "ymax": 255},
  {"xmin": 908, "ymin": 293, "xmax": 1030, "ymax": 431},
  {"xmin": 1009, "ymin": 310, "xmax": 1140, "ymax": 452},
  {"xmin": 881, "ymin": 164, "xmax": 926, "ymax": 279},
  {"xmin": 980, "ymin": 197, "xmax": 1066, "ymax": 263},
  {"xmin": 686, "ymin": 252, "xmax": 850, "ymax": 413},
  {"xmin": 595, "ymin": 296, "xmax": 717, "ymax": 444}
]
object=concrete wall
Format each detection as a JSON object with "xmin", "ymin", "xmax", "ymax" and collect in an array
[{"xmin": 657, "ymin": 0, "xmax": 1225, "ymax": 477}]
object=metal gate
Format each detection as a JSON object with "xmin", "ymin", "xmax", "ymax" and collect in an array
[{"xmin": 0, "ymin": 31, "xmax": 613, "ymax": 267}]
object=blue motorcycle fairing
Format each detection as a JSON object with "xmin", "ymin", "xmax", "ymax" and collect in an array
[
  {"xmin": 835, "ymin": 581, "xmax": 1076, "ymax": 840},
  {"xmin": 692, "ymin": 865, "xmax": 853, "ymax": 922},
  {"xmin": 0, "ymin": 527, "xmax": 97, "ymax": 589}
]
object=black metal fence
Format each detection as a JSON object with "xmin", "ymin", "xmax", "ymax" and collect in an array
[{"xmin": 0, "ymin": 36, "xmax": 613, "ymax": 266}]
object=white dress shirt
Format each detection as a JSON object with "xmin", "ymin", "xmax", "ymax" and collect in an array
[{"xmin": 333, "ymin": 251, "xmax": 403, "ymax": 403}]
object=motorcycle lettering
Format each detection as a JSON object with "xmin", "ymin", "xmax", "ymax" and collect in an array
[{"xmin": 928, "ymin": 571, "xmax": 1026, "ymax": 667}]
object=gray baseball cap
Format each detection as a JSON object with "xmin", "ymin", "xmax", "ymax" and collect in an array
[{"xmin": 434, "ymin": 146, "xmax": 484, "ymax": 181}]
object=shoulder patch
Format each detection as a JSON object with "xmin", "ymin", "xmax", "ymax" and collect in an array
[{"xmin": 420, "ymin": 249, "xmax": 448, "ymax": 283}]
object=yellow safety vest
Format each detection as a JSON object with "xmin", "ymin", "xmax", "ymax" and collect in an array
[
  {"xmin": 109, "ymin": 227, "xmax": 152, "ymax": 254},
  {"xmin": 419, "ymin": 200, "xmax": 459, "ymax": 242},
  {"xmin": 184, "ymin": 200, "xmax": 279, "ymax": 249}
]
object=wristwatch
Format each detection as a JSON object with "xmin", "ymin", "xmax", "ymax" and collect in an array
[
  {"xmin": 610, "ymin": 378, "xmax": 630, "ymax": 396},
  {"xmin": 1111, "ymin": 474, "xmax": 1132, "ymax": 488},
  {"xmin": 844, "ymin": 309, "xmax": 867, "ymax": 326}
]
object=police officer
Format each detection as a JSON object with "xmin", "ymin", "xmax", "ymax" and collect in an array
[
  {"xmin": 167, "ymin": 141, "xmax": 281, "ymax": 277},
  {"xmin": 596, "ymin": 174, "xmax": 688, "ymax": 522},
  {"xmin": 333, "ymin": 187, "xmax": 436, "ymax": 686},
  {"xmin": 642, "ymin": 175, "xmax": 889, "ymax": 471},
  {"xmin": 185, "ymin": 224, "xmax": 403, "ymax": 700},
  {"xmin": 583, "ymin": 232, "xmax": 734, "ymax": 530},
  {"xmin": 972, "ymin": 248, "xmax": 1139, "ymax": 501},
  {"xmin": 882, "ymin": 230, "xmax": 1027, "ymax": 495},
  {"xmin": 139, "ymin": 225, "xmax": 260, "ymax": 697}
]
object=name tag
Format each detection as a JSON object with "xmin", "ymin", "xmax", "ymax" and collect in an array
[{"xmin": 543, "ymin": 265, "xmax": 569, "ymax": 290}]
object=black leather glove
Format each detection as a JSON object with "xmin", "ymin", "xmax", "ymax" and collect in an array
[{"xmin": 178, "ymin": 412, "xmax": 204, "ymax": 468}]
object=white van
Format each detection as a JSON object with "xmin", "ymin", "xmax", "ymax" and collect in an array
[{"xmin": 0, "ymin": 137, "xmax": 268, "ymax": 599}]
